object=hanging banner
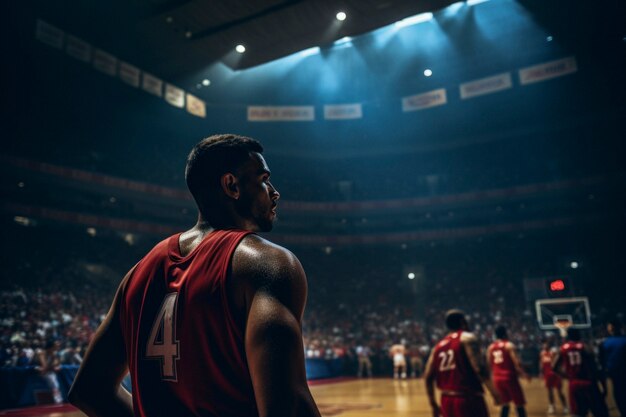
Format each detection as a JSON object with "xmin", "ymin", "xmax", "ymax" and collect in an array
[
  {"xmin": 118, "ymin": 61, "xmax": 141, "ymax": 88},
  {"xmin": 165, "ymin": 84, "xmax": 185, "ymax": 108},
  {"xmin": 35, "ymin": 20, "xmax": 64, "ymax": 49},
  {"xmin": 142, "ymin": 72, "xmax": 163, "ymax": 97},
  {"xmin": 247, "ymin": 106, "xmax": 315, "ymax": 122},
  {"xmin": 186, "ymin": 93, "xmax": 206, "ymax": 118},
  {"xmin": 323, "ymin": 103, "xmax": 362, "ymax": 120},
  {"xmin": 402, "ymin": 88, "xmax": 447, "ymax": 112},
  {"xmin": 65, "ymin": 35, "xmax": 91, "ymax": 62},
  {"xmin": 92, "ymin": 49, "xmax": 117, "ymax": 76},
  {"xmin": 519, "ymin": 57, "xmax": 577, "ymax": 85},
  {"xmin": 460, "ymin": 72, "xmax": 512, "ymax": 99}
]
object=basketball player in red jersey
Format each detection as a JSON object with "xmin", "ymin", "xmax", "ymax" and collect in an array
[
  {"xmin": 487, "ymin": 325, "xmax": 529, "ymax": 417},
  {"xmin": 68, "ymin": 134, "xmax": 321, "ymax": 417},
  {"xmin": 425, "ymin": 310, "xmax": 501, "ymax": 417},
  {"xmin": 553, "ymin": 328, "xmax": 608, "ymax": 417},
  {"xmin": 539, "ymin": 340, "xmax": 568, "ymax": 414}
]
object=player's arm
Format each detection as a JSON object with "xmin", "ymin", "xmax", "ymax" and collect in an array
[
  {"xmin": 507, "ymin": 342, "xmax": 529, "ymax": 380},
  {"xmin": 461, "ymin": 334, "xmax": 501, "ymax": 405},
  {"xmin": 238, "ymin": 238, "xmax": 321, "ymax": 417},
  {"xmin": 551, "ymin": 350, "xmax": 567, "ymax": 379},
  {"xmin": 485, "ymin": 345, "xmax": 493, "ymax": 374},
  {"xmin": 68, "ymin": 268, "xmax": 135, "ymax": 417},
  {"xmin": 35, "ymin": 349, "xmax": 46, "ymax": 373},
  {"xmin": 423, "ymin": 350, "xmax": 440, "ymax": 417},
  {"xmin": 585, "ymin": 346, "xmax": 607, "ymax": 396}
]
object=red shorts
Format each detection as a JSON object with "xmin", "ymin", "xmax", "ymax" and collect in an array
[
  {"xmin": 494, "ymin": 378, "xmax": 526, "ymax": 406},
  {"xmin": 568, "ymin": 380, "xmax": 608, "ymax": 417},
  {"xmin": 544, "ymin": 373, "xmax": 562, "ymax": 389},
  {"xmin": 441, "ymin": 394, "xmax": 488, "ymax": 417}
]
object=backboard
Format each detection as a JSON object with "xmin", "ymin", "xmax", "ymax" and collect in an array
[{"xmin": 535, "ymin": 297, "xmax": 591, "ymax": 332}]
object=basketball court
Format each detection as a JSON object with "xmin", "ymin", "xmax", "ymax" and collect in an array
[{"xmin": 1, "ymin": 377, "xmax": 620, "ymax": 417}]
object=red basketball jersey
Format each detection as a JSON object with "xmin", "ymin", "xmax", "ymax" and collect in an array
[
  {"xmin": 540, "ymin": 349, "xmax": 555, "ymax": 376},
  {"xmin": 119, "ymin": 229, "xmax": 256, "ymax": 417},
  {"xmin": 559, "ymin": 342, "xmax": 593, "ymax": 381},
  {"xmin": 431, "ymin": 331, "xmax": 483, "ymax": 394},
  {"xmin": 488, "ymin": 340, "xmax": 517, "ymax": 380}
]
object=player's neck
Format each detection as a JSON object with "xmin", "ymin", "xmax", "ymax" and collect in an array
[{"xmin": 197, "ymin": 210, "xmax": 260, "ymax": 232}]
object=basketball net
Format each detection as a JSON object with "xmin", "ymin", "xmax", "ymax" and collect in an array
[{"xmin": 554, "ymin": 318, "xmax": 572, "ymax": 338}]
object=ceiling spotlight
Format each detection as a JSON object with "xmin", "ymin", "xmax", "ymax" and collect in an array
[
  {"xmin": 185, "ymin": 31, "xmax": 192, "ymax": 38},
  {"xmin": 408, "ymin": 272, "xmax": 416, "ymax": 280},
  {"xmin": 336, "ymin": 11, "xmax": 347, "ymax": 21},
  {"xmin": 570, "ymin": 261, "xmax": 579, "ymax": 269},
  {"xmin": 236, "ymin": 44, "xmax": 246, "ymax": 53},
  {"xmin": 395, "ymin": 12, "xmax": 433, "ymax": 28},
  {"xmin": 424, "ymin": 69, "xmax": 433, "ymax": 77},
  {"xmin": 546, "ymin": 35, "xmax": 553, "ymax": 42},
  {"xmin": 201, "ymin": 79, "xmax": 211, "ymax": 86}
]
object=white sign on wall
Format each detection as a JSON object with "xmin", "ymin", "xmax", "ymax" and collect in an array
[
  {"xmin": 248, "ymin": 106, "xmax": 315, "ymax": 122},
  {"xmin": 460, "ymin": 72, "xmax": 512, "ymax": 99},
  {"xmin": 324, "ymin": 103, "xmax": 363, "ymax": 120},
  {"xmin": 142, "ymin": 72, "xmax": 163, "ymax": 97},
  {"xmin": 402, "ymin": 88, "xmax": 447, "ymax": 112},
  {"xmin": 519, "ymin": 57, "xmax": 577, "ymax": 85},
  {"xmin": 119, "ymin": 62, "xmax": 141, "ymax": 88},
  {"xmin": 65, "ymin": 35, "xmax": 91, "ymax": 62}
]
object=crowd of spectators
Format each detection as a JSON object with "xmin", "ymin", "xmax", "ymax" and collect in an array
[
  {"xmin": 0, "ymin": 286, "xmax": 106, "ymax": 368},
  {"xmin": 3, "ymin": 237, "xmax": 620, "ymax": 379}
]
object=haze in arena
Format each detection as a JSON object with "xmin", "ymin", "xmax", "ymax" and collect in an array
[{"xmin": 3, "ymin": 1, "xmax": 625, "ymax": 417}]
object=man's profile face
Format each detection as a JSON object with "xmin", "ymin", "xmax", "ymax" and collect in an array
[
  {"xmin": 236, "ymin": 152, "xmax": 280, "ymax": 232},
  {"xmin": 607, "ymin": 323, "xmax": 615, "ymax": 335}
]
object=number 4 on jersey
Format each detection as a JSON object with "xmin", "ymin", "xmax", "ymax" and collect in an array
[{"xmin": 145, "ymin": 293, "xmax": 180, "ymax": 381}]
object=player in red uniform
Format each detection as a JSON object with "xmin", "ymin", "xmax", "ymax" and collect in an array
[
  {"xmin": 487, "ymin": 326, "xmax": 528, "ymax": 417},
  {"xmin": 539, "ymin": 340, "xmax": 568, "ymax": 414},
  {"xmin": 425, "ymin": 309, "xmax": 501, "ymax": 417},
  {"xmin": 68, "ymin": 134, "xmax": 321, "ymax": 417},
  {"xmin": 553, "ymin": 328, "xmax": 608, "ymax": 417}
]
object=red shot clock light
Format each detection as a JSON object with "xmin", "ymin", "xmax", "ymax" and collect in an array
[{"xmin": 549, "ymin": 279, "xmax": 566, "ymax": 292}]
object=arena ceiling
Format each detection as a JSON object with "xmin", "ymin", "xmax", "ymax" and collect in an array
[{"xmin": 22, "ymin": 0, "xmax": 468, "ymax": 78}]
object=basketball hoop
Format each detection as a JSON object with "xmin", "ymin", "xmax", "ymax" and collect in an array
[{"xmin": 554, "ymin": 317, "xmax": 572, "ymax": 338}]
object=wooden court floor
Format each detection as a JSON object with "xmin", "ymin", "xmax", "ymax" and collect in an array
[{"xmin": 1, "ymin": 378, "xmax": 620, "ymax": 417}]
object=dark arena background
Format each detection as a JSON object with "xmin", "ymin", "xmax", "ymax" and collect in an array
[{"xmin": 2, "ymin": 0, "xmax": 626, "ymax": 416}]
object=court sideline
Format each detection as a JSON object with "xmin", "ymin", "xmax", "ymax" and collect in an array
[{"xmin": 1, "ymin": 378, "xmax": 620, "ymax": 417}]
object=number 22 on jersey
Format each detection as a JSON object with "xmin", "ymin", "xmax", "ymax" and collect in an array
[
  {"xmin": 145, "ymin": 293, "xmax": 180, "ymax": 381},
  {"xmin": 439, "ymin": 349, "xmax": 456, "ymax": 371},
  {"xmin": 492, "ymin": 350, "xmax": 504, "ymax": 364}
]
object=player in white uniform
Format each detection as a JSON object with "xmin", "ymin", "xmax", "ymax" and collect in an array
[{"xmin": 389, "ymin": 342, "xmax": 407, "ymax": 379}]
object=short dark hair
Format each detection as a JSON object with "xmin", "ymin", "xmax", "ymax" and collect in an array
[
  {"xmin": 185, "ymin": 134, "xmax": 263, "ymax": 212},
  {"xmin": 567, "ymin": 328, "xmax": 581, "ymax": 341},
  {"xmin": 445, "ymin": 309, "xmax": 466, "ymax": 330},
  {"xmin": 495, "ymin": 325, "xmax": 508, "ymax": 339}
]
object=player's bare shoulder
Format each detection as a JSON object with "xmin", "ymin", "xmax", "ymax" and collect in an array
[
  {"xmin": 460, "ymin": 331, "xmax": 477, "ymax": 344},
  {"xmin": 234, "ymin": 234, "xmax": 303, "ymax": 278},
  {"xmin": 232, "ymin": 234, "xmax": 307, "ymax": 319}
]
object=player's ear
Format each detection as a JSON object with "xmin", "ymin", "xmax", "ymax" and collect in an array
[{"xmin": 221, "ymin": 173, "xmax": 240, "ymax": 200}]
